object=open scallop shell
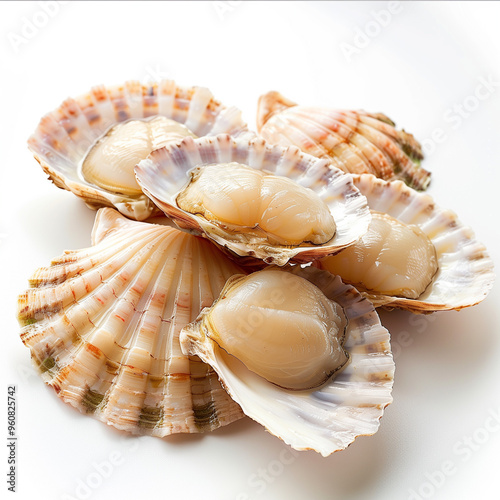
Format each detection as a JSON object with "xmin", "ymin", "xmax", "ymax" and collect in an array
[
  {"xmin": 319, "ymin": 174, "xmax": 495, "ymax": 312},
  {"xmin": 135, "ymin": 134, "xmax": 371, "ymax": 266},
  {"xmin": 17, "ymin": 208, "xmax": 247, "ymax": 435},
  {"xmin": 180, "ymin": 265, "xmax": 395, "ymax": 456},
  {"xmin": 28, "ymin": 80, "xmax": 249, "ymax": 220},
  {"xmin": 257, "ymin": 91, "xmax": 430, "ymax": 190}
]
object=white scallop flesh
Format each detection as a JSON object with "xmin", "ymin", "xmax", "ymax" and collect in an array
[
  {"xmin": 321, "ymin": 211, "xmax": 438, "ymax": 299},
  {"xmin": 176, "ymin": 163, "xmax": 336, "ymax": 246},
  {"xmin": 82, "ymin": 116, "xmax": 196, "ymax": 196},
  {"xmin": 203, "ymin": 270, "xmax": 349, "ymax": 390}
]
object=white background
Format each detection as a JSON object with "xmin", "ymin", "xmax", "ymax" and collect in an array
[{"xmin": 1, "ymin": 1, "xmax": 499, "ymax": 499}]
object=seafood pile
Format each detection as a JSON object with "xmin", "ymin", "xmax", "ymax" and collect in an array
[{"xmin": 19, "ymin": 80, "xmax": 494, "ymax": 457}]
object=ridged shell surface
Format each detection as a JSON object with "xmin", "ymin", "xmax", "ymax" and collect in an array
[
  {"xmin": 28, "ymin": 81, "xmax": 249, "ymax": 220},
  {"xmin": 257, "ymin": 91, "xmax": 430, "ymax": 190},
  {"xmin": 320, "ymin": 174, "xmax": 494, "ymax": 312},
  {"xmin": 180, "ymin": 266, "xmax": 395, "ymax": 457},
  {"xmin": 135, "ymin": 135, "xmax": 371, "ymax": 266},
  {"xmin": 17, "ymin": 208, "xmax": 246, "ymax": 435}
]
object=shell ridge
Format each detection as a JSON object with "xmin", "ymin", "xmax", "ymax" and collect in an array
[
  {"xmin": 294, "ymin": 110, "xmax": 396, "ymax": 180},
  {"xmin": 185, "ymin": 86, "xmax": 213, "ymax": 133},
  {"xmin": 259, "ymin": 94, "xmax": 430, "ymax": 189},
  {"xmin": 29, "ymin": 81, "xmax": 248, "ymax": 220},
  {"xmin": 136, "ymin": 134, "xmax": 371, "ymax": 266}
]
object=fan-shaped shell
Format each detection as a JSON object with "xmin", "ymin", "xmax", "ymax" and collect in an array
[
  {"xmin": 180, "ymin": 265, "xmax": 395, "ymax": 456},
  {"xmin": 257, "ymin": 91, "xmax": 430, "ymax": 190},
  {"xmin": 135, "ymin": 134, "xmax": 371, "ymax": 266},
  {"xmin": 28, "ymin": 81, "xmax": 249, "ymax": 220},
  {"xmin": 320, "ymin": 174, "xmax": 495, "ymax": 312},
  {"xmin": 17, "ymin": 208, "xmax": 247, "ymax": 435}
]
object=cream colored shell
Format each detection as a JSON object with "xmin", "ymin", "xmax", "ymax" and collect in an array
[
  {"xmin": 28, "ymin": 81, "xmax": 249, "ymax": 220},
  {"xmin": 17, "ymin": 208, "xmax": 246, "ymax": 435},
  {"xmin": 319, "ymin": 174, "xmax": 495, "ymax": 312},
  {"xmin": 135, "ymin": 135, "xmax": 371, "ymax": 266},
  {"xmin": 257, "ymin": 91, "xmax": 430, "ymax": 190},
  {"xmin": 180, "ymin": 265, "xmax": 395, "ymax": 456}
]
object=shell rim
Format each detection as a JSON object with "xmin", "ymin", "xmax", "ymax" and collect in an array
[
  {"xmin": 135, "ymin": 134, "xmax": 372, "ymax": 266},
  {"xmin": 180, "ymin": 265, "xmax": 395, "ymax": 456},
  {"xmin": 322, "ymin": 174, "xmax": 495, "ymax": 313}
]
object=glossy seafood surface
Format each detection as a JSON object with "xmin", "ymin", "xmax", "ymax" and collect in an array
[
  {"xmin": 257, "ymin": 91, "xmax": 430, "ymax": 190},
  {"xmin": 81, "ymin": 116, "xmax": 196, "ymax": 196},
  {"xmin": 28, "ymin": 80, "xmax": 249, "ymax": 220},
  {"xmin": 181, "ymin": 266, "xmax": 395, "ymax": 456},
  {"xmin": 321, "ymin": 211, "xmax": 438, "ymax": 299},
  {"xmin": 195, "ymin": 270, "xmax": 349, "ymax": 391},
  {"xmin": 320, "ymin": 175, "xmax": 494, "ymax": 312},
  {"xmin": 135, "ymin": 134, "xmax": 371, "ymax": 266},
  {"xmin": 176, "ymin": 162, "xmax": 337, "ymax": 246},
  {"xmin": 17, "ymin": 208, "xmax": 246, "ymax": 435}
]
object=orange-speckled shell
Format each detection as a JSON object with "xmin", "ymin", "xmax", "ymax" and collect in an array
[
  {"xmin": 18, "ymin": 208, "xmax": 246, "ymax": 436},
  {"xmin": 28, "ymin": 81, "xmax": 250, "ymax": 220},
  {"xmin": 257, "ymin": 91, "xmax": 430, "ymax": 191}
]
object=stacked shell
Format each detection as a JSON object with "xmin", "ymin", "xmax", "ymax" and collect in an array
[
  {"xmin": 21, "ymin": 89, "xmax": 397, "ymax": 454},
  {"xmin": 21, "ymin": 81, "xmax": 494, "ymax": 457},
  {"xmin": 257, "ymin": 91, "xmax": 430, "ymax": 190},
  {"xmin": 28, "ymin": 80, "xmax": 249, "ymax": 220},
  {"xmin": 318, "ymin": 175, "xmax": 495, "ymax": 313},
  {"xmin": 135, "ymin": 134, "xmax": 371, "ymax": 266}
]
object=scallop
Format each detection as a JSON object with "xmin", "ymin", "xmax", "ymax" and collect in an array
[
  {"xmin": 28, "ymin": 80, "xmax": 249, "ymax": 220},
  {"xmin": 180, "ymin": 266, "xmax": 394, "ymax": 456},
  {"xmin": 17, "ymin": 208, "xmax": 248, "ymax": 435},
  {"xmin": 319, "ymin": 175, "xmax": 494, "ymax": 312},
  {"xmin": 81, "ymin": 116, "xmax": 196, "ymax": 197},
  {"xmin": 321, "ymin": 211, "xmax": 438, "ymax": 299},
  {"xmin": 257, "ymin": 91, "xmax": 430, "ymax": 190},
  {"xmin": 197, "ymin": 270, "xmax": 349, "ymax": 390},
  {"xmin": 176, "ymin": 162, "xmax": 336, "ymax": 247},
  {"xmin": 135, "ymin": 134, "xmax": 371, "ymax": 266}
]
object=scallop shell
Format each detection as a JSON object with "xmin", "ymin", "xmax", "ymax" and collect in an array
[
  {"xmin": 135, "ymin": 134, "xmax": 371, "ymax": 266},
  {"xmin": 17, "ymin": 208, "xmax": 247, "ymax": 435},
  {"xmin": 28, "ymin": 80, "xmax": 249, "ymax": 220},
  {"xmin": 257, "ymin": 91, "xmax": 430, "ymax": 190},
  {"xmin": 320, "ymin": 174, "xmax": 495, "ymax": 312},
  {"xmin": 180, "ymin": 265, "xmax": 395, "ymax": 457}
]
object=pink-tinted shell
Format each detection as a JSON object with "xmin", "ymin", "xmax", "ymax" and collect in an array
[
  {"xmin": 135, "ymin": 134, "xmax": 371, "ymax": 267},
  {"xmin": 28, "ymin": 81, "xmax": 249, "ymax": 220},
  {"xmin": 18, "ymin": 208, "xmax": 246, "ymax": 436},
  {"xmin": 319, "ymin": 174, "xmax": 495, "ymax": 312},
  {"xmin": 257, "ymin": 91, "xmax": 430, "ymax": 191}
]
